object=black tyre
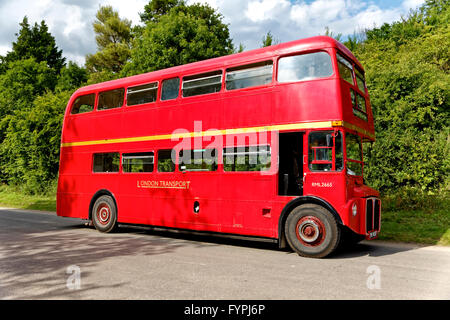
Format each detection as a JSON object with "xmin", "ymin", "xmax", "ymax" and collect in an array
[
  {"xmin": 284, "ymin": 204, "xmax": 341, "ymax": 258},
  {"xmin": 92, "ymin": 195, "xmax": 118, "ymax": 233}
]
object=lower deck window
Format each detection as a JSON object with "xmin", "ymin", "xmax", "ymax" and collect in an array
[
  {"xmin": 223, "ymin": 145, "xmax": 271, "ymax": 172},
  {"xmin": 93, "ymin": 153, "xmax": 120, "ymax": 172},
  {"xmin": 179, "ymin": 149, "xmax": 217, "ymax": 171},
  {"xmin": 308, "ymin": 131, "xmax": 343, "ymax": 171},
  {"xmin": 122, "ymin": 152, "xmax": 154, "ymax": 172},
  {"xmin": 158, "ymin": 150, "xmax": 176, "ymax": 172}
]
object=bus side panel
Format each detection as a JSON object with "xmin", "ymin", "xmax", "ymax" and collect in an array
[
  {"xmin": 57, "ymin": 150, "xmax": 92, "ymax": 219},
  {"xmin": 273, "ymin": 80, "xmax": 341, "ymax": 124},
  {"xmin": 218, "ymin": 172, "xmax": 276, "ymax": 238}
]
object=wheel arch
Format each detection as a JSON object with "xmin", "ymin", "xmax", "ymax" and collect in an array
[
  {"xmin": 88, "ymin": 189, "xmax": 118, "ymax": 220},
  {"xmin": 278, "ymin": 196, "xmax": 343, "ymax": 248}
]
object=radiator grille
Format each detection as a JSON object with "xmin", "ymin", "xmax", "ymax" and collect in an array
[{"xmin": 366, "ymin": 198, "xmax": 381, "ymax": 233}]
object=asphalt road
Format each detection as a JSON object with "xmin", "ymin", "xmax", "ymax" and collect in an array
[{"xmin": 0, "ymin": 207, "xmax": 449, "ymax": 300}]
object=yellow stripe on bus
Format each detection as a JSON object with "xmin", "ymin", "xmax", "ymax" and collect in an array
[{"xmin": 61, "ymin": 120, "xmax": 374, "ymax": 147}]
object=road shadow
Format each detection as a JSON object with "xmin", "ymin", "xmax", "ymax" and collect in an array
[
  {"xmin": 0, "ymin": 211, "xmax": 216, "ymax": 299},
  {"xmin": 116, "ymin": 223, "xmax": 280, "ymax": 251},
  {"xmin": 0, "ymin": 209, "xmax": 430, "ymax": 299},
  {"xmin": 111, "ymin": 223, "xmax": 423, "ymax": 260},
  {"xmin": 84, "ymin": 222, "xmax": 425, "ymax": 259},
  {"xmin": 330, "ymin": 240, "xmax": 428, "ymax": 259}
]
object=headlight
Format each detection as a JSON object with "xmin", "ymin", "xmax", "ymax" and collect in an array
[{"xmin": 352, "ymin": 203, "xmax": 358, "ymax": 216}]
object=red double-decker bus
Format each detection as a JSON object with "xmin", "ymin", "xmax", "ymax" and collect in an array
[{"xmin": 57, "ymin": 36, "xmax": 381, "ymax": 258}]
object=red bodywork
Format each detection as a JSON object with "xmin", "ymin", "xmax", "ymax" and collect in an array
[{"xmin": 57, "ymin": 36, "xmax": 380, "ymax": 241}]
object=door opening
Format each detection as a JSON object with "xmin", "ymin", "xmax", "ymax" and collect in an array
[{"xmin": 278, "ymin": 132, "xmax": 303, "ymax": 196}]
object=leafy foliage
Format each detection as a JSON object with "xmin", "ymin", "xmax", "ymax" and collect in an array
[
  {"xmin": 261, "ymin": 31, "xmax": 279, "ymax": 47},
  {"xmin": 122, "ymin": 1, "xmax": 234, "ymax": 75},
  {"xmin": 0, "ymin": 0, "xmax": 447, "ymax": 204},
  {"xmin": 0, "ymin": 90, "xmax": 72, "ymax": 193},
  {"xmin": 353, "ymin": 0, "xmax": 450, "ymax": 195},
  {"xmin": 0, "ymin": 17, "xmax": 65, "ymax": 75},
  {"xmin": 85, "ymin": 5, "xmax": 133, "ymax": 82}
]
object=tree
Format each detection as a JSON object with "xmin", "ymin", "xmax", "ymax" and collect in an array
[
  {"xmin": 139, "ymin": 0, "xmax": 183, "ymax": 23},
  {"xmin": 85, "ymin": 5, "xmax": 133, "ymax": 78},
  {"xmin": 1, "ymin": 17, "xmax": 65, "ymax": 75},
  {"xmin": 123, "ymin": 2, "xmax": 234, "ymax": 75},
  {"xmin": 0, "ymin": 58, "xmax": 56, "ymax": 119},
  {"xmin": 323, "ymin": 26, "xmax": 342, "ymax": 41},
  {"xmin": 0, "ymin": 90, "xmax": 72, "ymax": 193},
  {"xmin": 261, "ymin": 31, "xmax": 278, "ymax": 47},
  {"xmin": 55, "ymin": 61, "xmax": 88, "ymax": 92},
  {"xmin": 353, "ymin": 0, "xmax": 450, "ymax": 193}
]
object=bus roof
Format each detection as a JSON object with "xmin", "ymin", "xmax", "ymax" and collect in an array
[{"xmin": 75, "ymin": 36, "xmax": 361, "ymax": 95}]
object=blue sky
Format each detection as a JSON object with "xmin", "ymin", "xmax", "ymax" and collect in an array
[{"xmin": 0, "ymin": 0, "xmax": 425, "ymax": 65}]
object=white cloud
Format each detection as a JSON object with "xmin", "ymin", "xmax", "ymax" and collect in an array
[
  {"xmin": 245, "ymin": 0, "xmax": 291, "ymax": 22},
  {"xmin": 402, "ymin": 0, "xmax": 426, "ymax": 10},
  {"xmin": 0, "ymin": 0, "xmax": 428, "ymax": 66}
]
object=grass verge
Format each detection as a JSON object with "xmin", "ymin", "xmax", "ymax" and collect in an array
[
  {"xmin": 378, "ymin": 208, "xmax": 450, "ymax": 246},
  {"xmin": 0, "ymin": 184, "xmax": 56, "ymax": 212}
]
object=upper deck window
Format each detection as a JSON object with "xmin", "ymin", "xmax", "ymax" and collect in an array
[
  {"xmin": 127, "ymin": 82, "xmax": 158, "ymax": 106},
  {"xmin": 345, "ymin": 133, "xmax": 363, "ymax": 176},
  {"xmin": 71, "ymin": 93, "xmax": 95, "ymax": 114},
  {"xmin": 182, "ymin": 71, "xmax": 222, "ymax": 97},
  {"xmin": 351, "ymin": 89, "xmax": 368, "ymax": 121},
  {"xmin": 354, "ymin": 67, "xmax": 366, "ymax": 93},
  {"xmin": 161, "ymin": 77, "xmax": 180, "ymax": 101},
  {"xmin": 336, "ymin": 53, "xmax": 353, "ymax": 85},
  {"xmin": 278, "ymin": 51, "xmax": 333, "ymax": 83},
  {"xmin": 98, "ymin": 88, "xmax": 124, "ymax": 111},
  {"xmin": 226, "ymin": 61, "xmax": 273, "ymax": 90}
]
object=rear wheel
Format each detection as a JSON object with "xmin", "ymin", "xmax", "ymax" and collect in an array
[
  {"xmin": 92, "ymin": 195, "xmax": 117, "ymax": 233},
  {"xmin": 285, "ymin": 204, "xmax": 341, "ymax": 258}
]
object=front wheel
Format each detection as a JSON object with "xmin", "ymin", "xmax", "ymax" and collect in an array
[
  {"xmin": 92, "ymin": 195, "xmax": 118, "ymax": 233},
  {"xmin": 285, "ymin": 204, "xmax": 341, "ymax": 258}
]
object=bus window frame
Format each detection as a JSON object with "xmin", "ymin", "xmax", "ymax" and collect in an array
[
  {"xmin": 179, "ymin": 148, "xmax": 218, "ymax": 172},
  {"xmin": 276, "ymin": 50, "xmax": 335, "ymax": 85},
  {"xmin": 156, "ymin": 149, "xmax": 177, "ymax": 173},
  {"xmin": 160, "ymin": 77, "xmax": 181, "ymax": 102},
  {"xmin": 92, "ymin": 152, "xmax": 121, "ymax": 173},
  {"xmin": 344, "ymin": 131, "xmax": 364, "ymax": 178},
  {"xmin": 222, "ymin": 144, "xmax": 272, "ymax": 173},
  {"xmin": 121, "ymin": 151, "xmax": 155, "ymax": 173},
  {"xmin": 307, "ymin": 129, "xmax": 343, "ymax": 173},
  {"xmin": 336, "ymin": 50, "xmax": 367, "ymax": 97},
  {"xmin": 96, "ymin": 88, "xmax": 126, "ymax": 112},
  {"xmin": 354, "ymin": 66, "xmax": 367, "ymax": 94},
  {"xmin": 69, "ymin": 92, "xmax": 97, "ymax": 116},
  {"xmin": 181, "ymin": 70, "xmax": 224, "ymax": 99},
  {"xmin": 126, "ymin": 81, "xmax": 160, "ymax": 107},
  {"xmin": 224, "ymin": 60, "xmax": 275, "ymax": 92}
]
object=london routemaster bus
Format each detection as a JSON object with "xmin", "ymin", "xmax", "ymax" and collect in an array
[{"xmin": 57, "ymin": 36, "xmax": 381, "ymax": 258}]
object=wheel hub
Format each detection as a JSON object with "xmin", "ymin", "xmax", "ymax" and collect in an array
[
  {"xmin": 295, "ymin": 216, "xmax": 326, "ymax": 247},
  {"xmin": 97, "ymin": 204, "xmax": 110, "ymax": 225}
]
